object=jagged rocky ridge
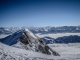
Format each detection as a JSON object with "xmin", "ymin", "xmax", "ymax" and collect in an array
[{"xmin": 0, "ymin": 29, "xmax": 60, "ymax": 56}]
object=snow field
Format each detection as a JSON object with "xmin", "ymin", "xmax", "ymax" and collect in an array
[{"xmin": 0, "ymin": 43, "xmax": 80, "ymax": 60}]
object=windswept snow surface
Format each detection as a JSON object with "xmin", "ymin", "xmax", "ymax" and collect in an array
[
  {"xmin": 0, "ymin": 42, "xmax": 80, "ymax": 60},
  {"xmin": 0, "ymin": 34, "xmax": 10, "ymax": 39},
  {"xmin": 36, "ymin": 33, "xmax": 80, "ymax": 39}
]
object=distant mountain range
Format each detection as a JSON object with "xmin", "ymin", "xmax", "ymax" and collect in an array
[
  {"xmin": 41, "ymin": 35, "xmax": 80, "ymax": 44},
  {"xmin": 29, "ymin": 26, "xmax": 80, "ymax": 34},
  {"xmin": 0, "ymin": 26, "xmax": 80, "ymax": 34}
]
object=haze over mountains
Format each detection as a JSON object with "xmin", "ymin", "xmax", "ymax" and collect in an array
[{"xmin": 0, "ymin": 26, "xmax": 80, "ymax": 34}]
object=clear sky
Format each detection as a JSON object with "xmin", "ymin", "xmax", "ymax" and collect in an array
[{"xmin": 0, "ymin": 0, "xmax": 80, "ymax": 27}]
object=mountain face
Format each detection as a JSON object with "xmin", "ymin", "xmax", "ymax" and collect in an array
[
  {"xmin": 0, "ymin": 29, "xmax": 60, "ymax": 56},
  {"xmin": 0, "ymin": 30, "xmax": 23, "ymax": 45}
]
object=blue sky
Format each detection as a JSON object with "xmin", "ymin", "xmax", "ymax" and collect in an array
[{"xmin": 0, "ymin": 0, "xmax": 80, "ymax": 27}]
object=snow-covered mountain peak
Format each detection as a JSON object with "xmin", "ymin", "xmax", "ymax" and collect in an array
[
  {"xmin": 0, "ymin": 29, "xmax": 60, "ymax": 56},
  {"xmin": 24, "ymin": 29, "xmax": 37, "ymax": 39}
]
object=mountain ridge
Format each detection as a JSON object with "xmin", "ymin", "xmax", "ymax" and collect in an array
[
  {"xmin": 0, "ymin": 26, "xmax": 80, "ymax": 34},
  {"xmin": 0, "ymin": 29, "xmax": 60, "ymax": 56}
]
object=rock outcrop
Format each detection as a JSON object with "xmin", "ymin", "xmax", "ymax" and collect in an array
[{"xmin": 19, "ymin": 29, "xmax": 60, "ymax": 56}]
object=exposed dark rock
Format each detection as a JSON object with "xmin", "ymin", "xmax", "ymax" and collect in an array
[{"xmin": 19, "ymin": 29, "xmax": 60, "ymax": 56}]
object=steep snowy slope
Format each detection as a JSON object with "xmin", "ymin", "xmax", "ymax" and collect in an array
[{"xmin": 0, "ymin": 30, "xmax": 23, "ymax": 45}]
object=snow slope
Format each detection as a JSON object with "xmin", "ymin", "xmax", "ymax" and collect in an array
[
  {"xmin": 0, "ymin": 30, "xmax": 23, "ymax": 45},
  {"xmin": 0, "ymin": 34, "xmax": 10, "ymax": 39},
  {"xmin": 0, "ymin": 42, "xmax": 80, "ymax": 60}
]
